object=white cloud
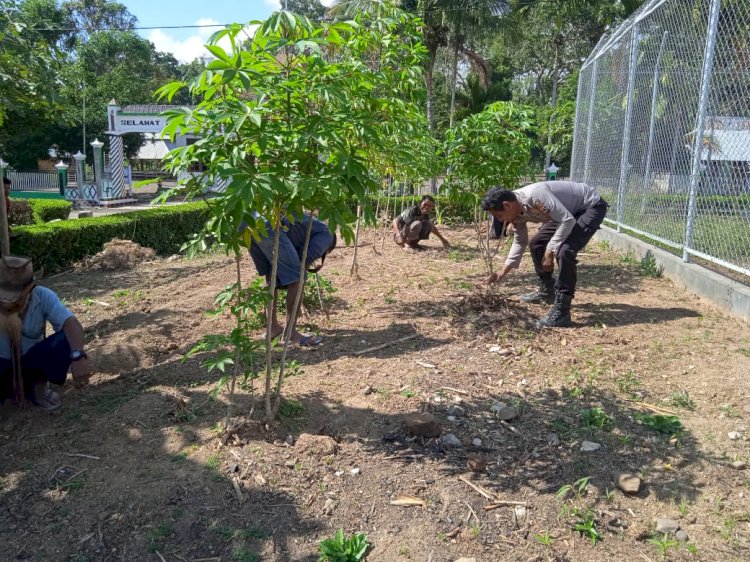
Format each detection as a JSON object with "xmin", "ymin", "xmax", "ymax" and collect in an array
[
  {"xmin": 263, "ymin": 0, "xmax": 281, "ymax": 7},
  {"xmin": 148, "ymin": 18, "xmax": 257, "ymax": 64}
]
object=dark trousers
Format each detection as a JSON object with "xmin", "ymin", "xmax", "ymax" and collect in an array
[
  {"xmin": 529, "ymin": 199, "xmax": 608, "ymax": 298},
  {"xmin": 0, "ymin": 331, "xmax": 72, "ymax": 402}
]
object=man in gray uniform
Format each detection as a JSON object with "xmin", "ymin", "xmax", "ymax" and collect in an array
[{"xmin": 481, "ymin": 181, "xmax": 608, "ymax": 328}]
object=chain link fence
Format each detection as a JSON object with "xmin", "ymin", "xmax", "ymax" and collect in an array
[{"xmin": 571, "ymin": 0, "xmax": 750, "ymax": 280}]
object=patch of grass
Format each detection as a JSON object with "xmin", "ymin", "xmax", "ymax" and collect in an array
[
  {"xmin": 637, "ymin": 414, "xmax": 684, "ymax": 436},
  {"xmin": 277, "ymin": 399, "xmax": 305, "ymax": 431},
  {"xmin": 147, "ymin": 522, "xmax": 174, "ymax": 553},
  {"xmin": 580, "ymin": 407, "xmax": 613, "ymax": 432},
  {"xmin": 619, "ymin": 250, "xmax": 639, "ymax": 267},
  {"xmin": 639, "ymin": 250, "xmax": 663, "ymax": 277},
  {"xmin": 397, "ymin": 545, "xmax": 410, "ymax": 556},
  {"xmin": 616, "ymin": 370, "xmax": 640, "ymax": 398},
  {"xmin": 597, "ymin": 240, "xmax": 611, "ymax": 251},
  {"xmin": 318, "ymin": 529, "xmax": 369, "ymax": 561},
  {"xmin": 678, "ymin": 500, "xmax": 690, "ymax": 516},
  {"xmin": 470, "ymin": 523, "xmax": 481, "ymax": 537},
  {"xmin": 206, "ymin": 454, "xmax": 221, "ymax": 470},
  {"xmin": 63, "ymin": 477, "xmax": 86, "ymax": 492},
  {"xmin": 556, "ymin": 477, "xmax": 590, "ymax": 501},
  {"xmin": 83, "ymin": 297, "xmax": 96, "ymax": 306},
  {"xmin": 720, "ymin": 404, "xmax": 741, "ymax": 418},
  {"xmin": 666, "ymin": 390, "xmax": 696, "ymax": 410},
  {"xmin": 231, "ymin": 548, "xmax": 258, "ymax": 562},
  {"xmin": 534, "ymin": 531, "xmax": 554, "ymax": 546},
  {"xmin": 721, "ymin": 516, "xmax": 736, "ymax": 541},
  {"xmin": 170, "ymin": 451, "xmax": 189, "ymax": 463},
  {"xmin": 447, "ymin": 246, "xmax": 475, "ymax": 262},
  {"xmin": 648, "ymin": 533, "xmax": 679, "ymax": 560},
  {"xmin": 572, "ymin": 508, "xmax": 600, "ymax": 545},
  {"xmin": 113, "ymin": 289, "xmax": 130, "ymax": 297},
  {"xmin": 400, "ymin": 388, "xmax": 417, "ymax": 399}
]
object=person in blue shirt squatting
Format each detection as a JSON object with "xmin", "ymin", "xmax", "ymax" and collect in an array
[
  {"xmin": 0, "ymin": 256, "xmax": 92, "ymax": 411},
  {"xmin": 244, "ymin": 214, "xmax": 337, "ymax": 348}
]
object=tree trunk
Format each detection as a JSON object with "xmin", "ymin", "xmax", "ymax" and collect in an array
[
  {"xmin": 449, "ymin": 36, "xmax": 460, "ymax": 129},
  {"xmin": 545, "ymin": 43, "xmax": 560, "ymax": 172},
  {"xmin": 264, "ymin": 213, "xmax": 282, "ymax": 421},
  {"xmin": 350, "ymin": 204, "xmax": 362, "ymax": 277}
]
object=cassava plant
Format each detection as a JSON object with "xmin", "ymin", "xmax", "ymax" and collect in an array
[
  {"xmin": 157, "ymin": 6, "xmax": 428, "ymax": 422},
  {"xmin": 443, "ymin": 102, "xmax": 535, "ymax": 274}
]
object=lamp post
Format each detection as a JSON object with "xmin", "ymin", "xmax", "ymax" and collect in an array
[
  {"xmin": 90, "ymin": 138, "xmax": 104, "ymax": 201},
  {"xmin": 55, "ymin": 160, "xmax": 69, "ymax": 197},
  {"xmin": 547, "ymin": 163, "xmax": 559, "ymax": 181},
  {"xmin": 73, "ymin": 151, "xmax": 86, "ymax": 206},
  {"xmin": 0, "ymin": 158, "xmax": 9, "ymax": 255}
]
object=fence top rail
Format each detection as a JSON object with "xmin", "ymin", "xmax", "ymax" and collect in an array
[{"xmin": 581, "ymin": 0, "xmax": 672, "ymax": 69}]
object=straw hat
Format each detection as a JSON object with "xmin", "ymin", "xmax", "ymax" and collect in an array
[{"xmin": 0, "ymin": 256, "xmax": 42, "ymax": 306}]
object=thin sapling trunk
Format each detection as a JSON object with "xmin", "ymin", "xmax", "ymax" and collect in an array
[
  {"xmin": 350, "ymin": 204, "xmax": 362, "ymax": 277},
  {"xmin": 264, "ymin": 214, "xmax": 282, "ymax": 421}
]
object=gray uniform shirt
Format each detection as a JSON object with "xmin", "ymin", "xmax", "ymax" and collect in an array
[{"xmin": 505, "ymin": 181, "xmax": 602, "ymax": 269}]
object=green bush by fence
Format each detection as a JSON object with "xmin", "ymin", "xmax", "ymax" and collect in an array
[
  {"xmin": 30, "ymin": 199, "xmax": 72, "ymax": 223},
  {"xmin": 10, "ymin": 202, "xmax": 209, "ymax": 271}
]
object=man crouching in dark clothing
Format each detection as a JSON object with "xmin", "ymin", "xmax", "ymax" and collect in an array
[
  {"xmin": 481, "ymin": 181, "xmax": 608, "ymax": 328},
  {"xmin": 392, "ymin": 195, "xmax": 451, "ymax": 250}
]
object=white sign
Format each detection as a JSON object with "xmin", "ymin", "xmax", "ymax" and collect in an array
[{"xmin": 113, "ymin": 114, "xmax": 166, "ymax": 134}]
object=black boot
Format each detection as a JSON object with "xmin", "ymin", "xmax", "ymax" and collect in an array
[
  {"xmin": 537, "ymin": 291, "xmax": 572, "ymax": 328},
  {"xmin": 521, "ymin": 274, "xmax": 555, "ymax": 304}
]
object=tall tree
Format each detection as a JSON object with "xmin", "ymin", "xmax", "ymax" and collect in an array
[{"xmin": 285, "ymin": 0, "xmax": 326, "ymax": 19}]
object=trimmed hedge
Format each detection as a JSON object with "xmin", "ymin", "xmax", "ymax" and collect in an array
[
  {"xmin": 10, "ymin": 202, "xmax": 209, "ymax": 272},
  {"xmin": 29, "ymin": 199, "xmax": 72, "ymax": 223}
]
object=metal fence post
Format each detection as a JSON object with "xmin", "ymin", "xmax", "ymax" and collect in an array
[
  {"xmin": 569, "ymin": 66, "xmax": 586, "ymax": 176},
  {"xmin": 643, "ymin": 32, "xmax": 669, "ymax": 192},
  {"xmin": 616, "ymin": 24, "xmax": 641, "ymax": 232},
  {"xmin": 684, "ymin": 0, "xmax": 721, "ymax": 262},
  {"xmin": 582, "ymin": 60, "xmax": 598, "ymax": 185}
]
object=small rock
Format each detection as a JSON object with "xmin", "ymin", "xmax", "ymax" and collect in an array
[
  {"xmin": 323, "ymin": 498, "xmax": 337, "ymax": 516},
  {"xmin": 405, "ymin": 413, "xmax": 441, "ymax": 438},
  {"xmin": 616, "ymin": 473, "xmax": 642, "ymax": 494},
  {"xmin": 730, "ymin": 460, "xmax": 747, "ymax": 470},
  {"xmin": 285, "ymin": 435, "xmax": 294, "ymax": 446},
  {"xmin": 335, "ymin": 470, "xmax": 344, "ymax": 477},
  {"xmin": 728, "ymin": 431, "xmax": 742, "ymax": 440},
  {"xmin": 467, "ymin": 453, "xmax": 487, "ymax": 473},
  {"xmin": 382, "ymin": 431, "xmax": 398, "ymax": 443},
  {"xmin": 675, "ymin": 530, "xmax": 689, "ymax": 542},
  {"xmin": 442, "ymin": 434, "xmax": 463, "ymax": 448},
  {"xmin": 471, "ymin": 438, "xmax": 482, "ymax": 447},
  {"xmin": 581, "ymin": 441, "xmax": 601, "ymax": 452},
  {"xmin": 491, "ymin": 402, "xmax": 517, "ymax": 420},
  {"xmin": 454, "ymin": 558, "xmax": 477, "ymax": 562},
  {"xmin": 488, "ymin": 345, "xmax": 502, "ymax": 353},
  {"xmin": 514, "ymin": 505, "xmax": 527, "ymax": 525},
  {"xmin": 362, "ymin": 385, "xmax": 374, "ymax": 396},
  {"xmin": 295, "ymin": 434, "xmax": 337, "ymax": 455},
  {"xmin": 447, "ymin": 405, "xmax": 465, "ymax": 417},
  {"xmin": 655, "ymin": 518, "xmax": 679, "ymax": 533},
  {"xmin": 546, "ymin": 432, "xmax": 560, "ymax": 447},
  {"xmin": 350, "ymin": 467, "xmax": 361, "ymax": 476},
  {"xmin": 743, "ymin": 404, "xmax": 750, "ymax": 416},
  {"xmin": 447, "ymin": 415, "xmax": 457, "ymax": 422}
]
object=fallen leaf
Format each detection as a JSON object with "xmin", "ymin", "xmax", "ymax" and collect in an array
[{"xmin": 390, "ymin": 495, "xmax": 426, "ymax": 507}]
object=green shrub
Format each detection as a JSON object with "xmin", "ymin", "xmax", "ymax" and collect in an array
[
  {"xmin": 29, "ymin": 199, "xmax": 72, "ymax": 223},
  {"xmin": 9, "ymin": 200, "xmax": 34, "ymax": 225},
  {"xmin": 10, "ymin": 202, "xmax": 209, "ymax": 271}
]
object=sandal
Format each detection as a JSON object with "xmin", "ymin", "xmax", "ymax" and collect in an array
[
  {"xmin": 33, "ymin": 387, "xmax": 61, "ymax": 412},
  {"xmin": 297, "ymin": 335, "xmax": 323, "ymax": 348}
]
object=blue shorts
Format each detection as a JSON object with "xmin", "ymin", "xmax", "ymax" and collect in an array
[{"xmin": 249, "ymin": 231, "xmax": 306, "ymax": 288}]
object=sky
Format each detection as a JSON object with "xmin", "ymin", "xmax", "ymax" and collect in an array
[{"xmin": 121, "ymin": 0, "xmax": 336, "ymax": 63}]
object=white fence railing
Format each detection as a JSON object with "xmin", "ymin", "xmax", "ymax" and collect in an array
[{"xmin": 7, "ymin": 170, "xmax": 59, "ymax": 192}]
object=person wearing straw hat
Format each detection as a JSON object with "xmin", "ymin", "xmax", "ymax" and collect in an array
[{"xmin": 0, "ymin": 256, "xmax": 91, "ymax": 410}]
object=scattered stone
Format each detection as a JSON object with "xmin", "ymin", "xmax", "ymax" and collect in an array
[
  {"xmin": 447, "ymin": 416, "xmax": 457, "ymax": 423},
  {"xmin": 675, "ymin": 530, "xmax": 689, "ymax": 542},
  {"xmin": 467, "ymin": 453, "xmax": 487, "ymax": 473},
  {"xmin": 546, "ymin": 432, "xmax": 560, "ymax": 447},
  {"xmin": 323, "ymin": 498, "xmax": 337, "ymax": 516},
  {"xmin": 447, "ymin": 405, "xmax": 465, "ymax": 417},
  {"xmin": 471, "ymin": 438, "xmax": 482, "ymax": 447},
  {"xmin": 405, "ymin": 413, "xmax": 441, "ymax": 438},
  {"xmin": 335, "ymin": 470, "xmax": 344, "ymax": 477},
  {"xmin": 581, "ymin": 441, "xmax": 601, "ymax": 452},
  {"xmin": 454, "ymin": 558, "xmax": 477, "ymax": 562},
  {"xmin": 295, "ymin": 433, "xmax": 338, "ymax": 456},
  {"xmin": 616, "ymin": 473, "xmax": 642, "ymax": 494},
  {"xmin": 730, "ymin": 460, "xmax": 747, "ymax": 470},
  {"xmin": 655, "ymin": 518, "xmax": 680, "ymax": 533},
  {"xmin": 350, "ymin": 467, "xmax": 361, "ymax": 476},
  {"xmin": 514, "ymin": 505, "xmax": 527, "ymax": 526},
  {"xmin": 441, "ymin": 434, "xmax": 463, "ymax": 448},
  {"xmin": 362, "ymin": 385, "xmax": 374, "ymax": 396},
  {"xmin": 285, "ymin": 435, "xmax": 294, "ymax": 446},
  {"xmin": 728, "ymin": 431, "xmax": 742, "ymax": 440},
  {"xmin": 491, "ymin": 402, "xmax": 517, "ymax": 421},
  {"xmin": 382, "ymin": 431, "xmax": 398, "ymax": 443},
  {"xmin": 489, "ymin": 346, "xmax": 512, "ymax": 356}
]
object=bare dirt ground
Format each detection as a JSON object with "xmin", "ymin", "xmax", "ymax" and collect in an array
[{"xmin": 1, "ymin": 226, "xmax": 749, "ymax": 562}]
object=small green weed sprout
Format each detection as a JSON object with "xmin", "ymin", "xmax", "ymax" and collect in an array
[{"xmin": 318, "ymin": 529, "xmax": 369, "ymax": 561}]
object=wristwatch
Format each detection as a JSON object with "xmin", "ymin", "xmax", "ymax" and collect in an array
[{"xmin": 70, "ymin": 349, "xmax": 88, "ymax": 362}]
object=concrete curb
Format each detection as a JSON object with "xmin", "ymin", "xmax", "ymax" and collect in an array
[{"xmin": 594, "ymin": 225, "xmax": 750, "ymax": 324}]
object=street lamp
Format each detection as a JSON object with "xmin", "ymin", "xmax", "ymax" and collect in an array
[{"xmin": 547, "ymin": 162, "xmax": 559, "ymax": 181}]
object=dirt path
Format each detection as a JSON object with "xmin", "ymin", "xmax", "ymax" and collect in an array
[{"xmin": 1, "ymin": 227, "xmax": 749, "ymax": 562}]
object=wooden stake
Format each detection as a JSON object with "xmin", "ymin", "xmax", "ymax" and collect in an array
[{"xmin": 353, "ymin": 333, "xmax": 419, "ymax": 356}]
